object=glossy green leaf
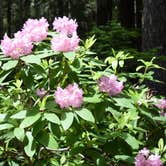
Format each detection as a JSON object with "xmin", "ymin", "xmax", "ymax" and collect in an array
[
  {"xmin": 36, "ymin": 131, "xmax": 58, "ymax": 150},
  {"xmin": 14, "ymin": 127, "xmax": 25, "ymax": 141},
  {"xmin": 21, "ymin": 55, "xmax": 41, "ymax": 64},
  {"xmin": 75, "ymin": 108, "xmax": 95, "ymax": 123},
  {"xmin": 84, "ymin": 94, "xmax": 102, "ymax": 103},
  {"xmin": 112, "ymin": 60, "xmax": 118, "ymax": 70},
  {"xmin": 24, "ymin": 132, "xmax": 36, "ymax": 157},
  {"xmin": 153, "ymin": 116, "xmax": 166, "ymax": 122},
  {"xmin": 61, "ymin": 112, "xmax": 74, "ymax": 130},
  {"xmin": 2, "ymin": 60, "xmax": 18, "ymax": 70},
  {"xmin": 0, "ymin": 123, "xmax": 13, "ymax": 131},
  {"xmin": 120, "ymin": 133, "xmax": 140, "ymax": 150},
  {"xmin": 20, "ymin": 112, "xmax": 41, "ymax": 128},
  {"xmin": 119, "ymin": 60, "xmax": 124, "ymax": 67},
  {"xmin": 63, "ymin": 52, "xmax": 76, "ymax": 61},
  {"xmin": 11, "ymin": 110, "xmax": 27, "ymax": 119},
  {"xmin": 0, "ymin": 114, "xmax": 7, "ymax": 122},
  {"xmin": 114, "ymin": 155, "xmax": 134, "ymax": 163},
  {"xmin": 0, "ymin": 70, "xmax": 12, "ymax": 83},
  {"xmin": 114, "ymin": 98, "xmax": 135, "ymax": 109},
  {"xmin": 44, "ymin": 113, "xmax": 60, "ymax": 125}
]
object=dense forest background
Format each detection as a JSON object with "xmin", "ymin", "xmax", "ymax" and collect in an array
[
  {"xmin": 0, "ymin": 0, "xmax": 166, "ymax": 93},
  {"xmin": 0, "ymin": 0, "xmax": 142, "ymax": 37}
]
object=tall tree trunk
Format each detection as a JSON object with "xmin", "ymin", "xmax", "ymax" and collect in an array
[
  {"xmin": 17, "ymin": 0, "xmax": 23, "ymax": 30},
  {"xmin": 119, "ymin": 0, "xmax": 135, "ymax": 28},
  {"xmin": 23, "ymin": 0, "xmax": 31, "ymax": 20},
  {"xmin": 97, "ymin": 0, "xmax": 113, "ymax": 26},
  {"xmin": 136, "ymin": 0, "xmax": 143, "ymax": 50},
  {"xmin": 34, "ymin": 0, "xmax": 40, "ymax": 18},
  {"xmin": 142, "ymin": 0, "xmax": 166, "ymax": 95},
  {"xmin": 7, "ymin": 0, "xmax": 12, "ymax": 36},
  {"xmin": 136, "ymin": 0, "xmax": 143, "ymax": 29},
  {"xmin": 0, "ymin": 0, "xmax": 3, "ymax": 38},
  {"xmin": 142, "ymin": 0, "xmax": 166, "ymax": 54},
  {"xmin": 57, "ymin": 0, "xmax": 64, "ymax": 17}
]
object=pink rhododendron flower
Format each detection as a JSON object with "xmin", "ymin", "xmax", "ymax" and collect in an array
[
  {"xmin": 53, "ymin": 16, "xmax": 78, "ymax": 35},
  {"xmin": 51, "ymin": 32, "xmax": 79, "ymax": 52},
  {"xmin": 54, "ymin": 83, "xmax": 83, "ymax": 109},
  {"xmin": 98, "ymin": 75, "xmax": 123, "ymax": 96},
  {"xmin": 155, "ymin": 99, "xmax": 166, "ymax": 110},
  {"xmin": 1, "ymin": 34, "xmax": 33, "ymax": 59},
  {"xmin": 36, "ymin": 88, "xmax": 47, "ymax": 98},
  {"xmin": 160, "ymin": 111, "xmax": 166, "ymax": 117},
  {"xmin": 146, "ymin": 154, "xmax": 163, "ymax": 166},
  {"xmin": 21, "ymin": 17, "xmax": 49, "ymax": 42},
  {"xmin": 135, "ymin": 148, "xmax": 163, "ymax": 166}
]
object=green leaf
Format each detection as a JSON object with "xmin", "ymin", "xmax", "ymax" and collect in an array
[
  {"xmin": 21, "ymin": 55, "xmax": 41, "ymax": 64},
  {"xmin": 75, "ymin": 108, "xmax": 95, "ymax": 123},
  {"xmin": 84, "ymin": 94, "xmax": 102, "ymax": 103},
  {"xmin": 44, "ymin": 113, "xmax": 60, "ymax": 125},
  {"xmin": 112, "ymin": 60, "xmax": 118, "ymax": 70},
  {"xmin": 2, "ymin": 60, "xmax": 18, "ymax": 70},
  {"xmin": 106, "ymin": 107, "xmax": 121, "ymax": 120},
  {"xmin": 36, "ymin": 131, "xmax": 58, "ymax": 150},
  {"xmin": 14, "ymin": 127, "xmax": 25, "ymax": 141},
  {"xmin": 20, "ymin": 112, "xmax": 41, "ymax": 128},
  {"xmin": 0, "ymin": 70, "xmax": 12, "ymax": 83},
  {"xmin": 50, "ymin": 158, "xmax": 59, "ymax": 165},
  {"xmin": 114, "ymin": 98, "xmax": 135, "ymax": 109},
  {"xmin": 89, "ymin": 58, "xmax": 105, "ymax": 67},
  {"xmin": 114, "ymin": 155, "xmax": 134, "ymax": 163},
  {"xmin": 153, "ymin": 116, "xmax": 166, "ymax": 122},
  {"xmin": 0, "ymin": 114, "xmax": 7, "ymax": 122},
  {"xmin": 11, "ymin": 110, "xmax": 27, "ymax": 119},
  {"xmin": 136, "ymin": 66, "xmax": 144, "ymax": 71},
  {"xmin": 120, "ymin": 133, "xmax": 140, "ymax": 150},
  {"xmin": 24, "ymin": 132, "xmax": 36, "ymax": 157},
  {"xmin": 63, "ymin": 52, "xmax": 76, "ymax": 61},
  {"xmin": 85, "ymin": 35, "xmax": 96, "ymax": 49},
  {"xmin": 0, "ymin": 123, "xmax": 13, "ymax": 131},
  {"xmin": 140, "ymin": 109, "xmax": 156, "ymax": 126},
  {"xmin": 158, "ymin": 138, "xmax": 164, "ymax": 150},
  {"xmin": 61, "ymin": 112, "xmax": 74, "ymax": 130},
  {"xmin": 60, "ymin": 154, "xmax": 66, "ymax": 165},
  {"xmin": 119, "ymin": 60, "xmax": 124, "ymax": 68},
  {"xmin": 38, "ymin": 50, "xmax": 58, "ymax": 59}
]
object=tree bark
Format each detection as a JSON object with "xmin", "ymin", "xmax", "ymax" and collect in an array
[
  {"xmin": 97, "ymin": 0, "xmax": 113, "ymax": 26},
  {"xmin": 142, "ymin": 0, "xmax": 166, "ymax": 54},
  {"xmin": 136, "ymin": 0, "xmax": 143, "ymax": 29},
  {"xmin": 142, "ymin": 0, "xmax": 166, "ymax": 95},
  {"xmin": 34, "ymin": 0, "xmax": 40, "ymax": 18},
  {"xmin": 0, "ymin": 0, "xmax": 3, "ymax": 38},
  {"xmin": 119, "ymin": 0, "xmax": 135, "ymax": 28},
  {"xmin": 7, "ymin": 0, "xmax": 12, "ymax": 36},
  {"xmin": 57, "ymin": 0, "xmax": 64, "ymax": 17}
]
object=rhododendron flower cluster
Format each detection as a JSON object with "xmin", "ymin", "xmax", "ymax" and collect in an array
[
  {"xmin": 155, "ymin": 99, "xmax": 166, "ymax": 110},
  {"xmin": 1, "ymin": 34, "xmax": 33, "ymax": 59},
  {"xmin": 51, "ymin": 33, "xmax": 79, "ymax": 52},
  {"xmin": 135, "ymin": 148, "xmax": 163, "ymax": 166},
  {"xmin": 53, "ymin": 16, "xmax": 78, "ymax": 35},
  {"xmin": 154, "ymin": 99, "xmax": 166, "ymax": 117},
  {"xmin": 98, "ymin": 75, "xmax": 124, "ymax": 96},
  {"xmin": 1, "ymin": 17, "xmax": 48, "ymax": 59},
  {"xmin": 51, "ymin": 16, "xmax": 79, "ymax": 52},
  {"xmin": 54, "ymin": 83, "xmax": 83, "ymax": 109},
  {"xmin": 36, "ymin": 88, "xmax": 47, "ymax": 98},
  {"xmin": 21, "ymin": 17, "xmax": 49, "ymax": 42}
]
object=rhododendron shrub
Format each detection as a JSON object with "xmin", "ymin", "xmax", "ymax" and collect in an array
[{"xmin": 0, "ymin": 17, "xmax": 166, "ymax": 166}]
